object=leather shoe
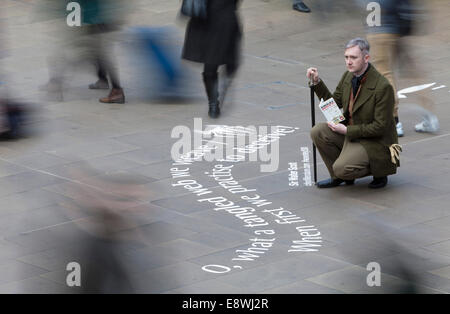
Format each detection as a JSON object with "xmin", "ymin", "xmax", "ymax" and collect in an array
[
  {"xmin": 208, "ymin": 103, "xmax": 221, "ymax": 119},
  {"xmin": 316, "ymin": 178, "xmax": 355, "ymax": 188},
  {"xmin": 293, "ymin": 2, "xmax": 311, "ymax": 13},
  {"xmin": 99, "ymin": 88, "xmax": 125, "ymax": 104},
  {"xmin": 368, "ymin": 176, "xmax": 388, "ymax": 189}
]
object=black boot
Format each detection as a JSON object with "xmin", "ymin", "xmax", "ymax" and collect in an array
[
  {"xmin": 219, "ymin": 74, "xmax": 234, "ymax": 106},
  {"xmin": 316, "ymin": 178, "xmax": 355, "ymax": 188},
  {"xmin": 202, "ymin": 72, "xmax": 220, "ymax": 119},
  {"xmin": 293, "ymin": 1, "xmax": 311, "ymax": 13},
  {"xmin": 368, "ymin": 176, "xmax": 388, "ymax": 189}
]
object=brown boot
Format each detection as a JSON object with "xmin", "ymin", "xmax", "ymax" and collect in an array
[{"xmin": 99, "ymin": 88, "xmax": 125, "ymax": 104}]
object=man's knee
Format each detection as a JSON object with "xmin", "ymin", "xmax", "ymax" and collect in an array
[
  {"xmin": 333, "ymin": 162, "xmax": 370, "ymax": 180},
  {"xmin": 310, "ymin": 123, "xmax": 327, "ymax": 142},
  {"xmin": 332, "ymin": 162, "xmax": 355, "ymax": 180},
  {"xmin": 332, "ymin": 162, "xmax": 345, "ymax": 180}
]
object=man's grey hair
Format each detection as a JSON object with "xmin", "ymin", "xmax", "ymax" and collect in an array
[{"xmin": 345, "ymin": 38, "xmax": 370, "ymax": 56}]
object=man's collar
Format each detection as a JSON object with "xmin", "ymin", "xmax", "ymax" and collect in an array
[
  {"xmin": 354, "ymin": 63, "xmax": 371, "ymax": 78},
  {"xmin": 347, "ymin": 63, "xmax": 378, "ymax": 91}
]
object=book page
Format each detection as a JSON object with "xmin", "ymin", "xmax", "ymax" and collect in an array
[{"xmin": 318, "ymin": 98, "xmax": 345, "ymax": 124}]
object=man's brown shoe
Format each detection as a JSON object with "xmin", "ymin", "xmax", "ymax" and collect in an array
[{"xmin": 99, "ymin": 88, "xmax": 125, "ymax": 104}]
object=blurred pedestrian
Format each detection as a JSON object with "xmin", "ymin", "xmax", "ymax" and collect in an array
[
  {"xmin": 364, "ymin": 0, "xmax": 439, "ymax": 136},
  {"xmin": 0, "ymin": 99, "xmax": 30, "ymax": 140},
  {"xmin": 43, "ymin": 0, "xmax": 125, "ymax": 104},
  {"xmin": 82, "ymin": 0, "xmax": 125, "ymax": 104},
  {"xmin": 63, "ymin": 166, "xmax": 150, "ymax": 293},
  {"xmin": 0, "ymin": 8, "xmax": 30, "ymax": 140},
  {"xmin": 182, "ymin": 0, "xmax": 243, "ymax": 118},
  {"xmin": 80, "ymin": 0, "xmax": 125, "ymax": 104}
]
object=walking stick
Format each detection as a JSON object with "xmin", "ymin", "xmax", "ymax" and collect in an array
[{"xmin": 309, "ymin": 80, "xmax": 317, "ymax": 184}]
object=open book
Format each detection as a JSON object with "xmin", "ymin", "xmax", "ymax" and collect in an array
[{"xmin": 318, "ymin": 98, "xmax": 345, "ymax": 124}]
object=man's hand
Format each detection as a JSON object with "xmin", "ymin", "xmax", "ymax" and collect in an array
[
  {"xmin": 306, "ymin": 67, "xmax": 319, "ymax": 85},
  {"xmin": 327, "ymin": 122, "xmax": 347, "ymax": 135}
]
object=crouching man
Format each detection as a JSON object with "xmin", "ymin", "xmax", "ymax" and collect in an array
[{"xmin": 307, "ymin": 37, "xmax": 400, "ymax": 189}]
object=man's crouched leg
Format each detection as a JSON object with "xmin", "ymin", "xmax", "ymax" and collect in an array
[
  {"xmin": 332, "ymin": 139, "xmax": 383, "ymax": 188},
  {"xmin": 310, "ymin": 123, "xmax": 354, "ymax": 188}
]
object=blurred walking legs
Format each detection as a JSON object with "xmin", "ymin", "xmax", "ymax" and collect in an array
[
  {"xmin": 203, "ymin": 63, "xmax": 238, "ymax": 118},
  {"xmin": 367, "ymin": 33, "xmax": 400, "ymax": 118},
  {"xmin": 367, "ymin": 33, "xmax": 404, "ymax": 136},
  {"xmin": 85, "ymin": 25, "xmax": 125, "ymax": 104}
]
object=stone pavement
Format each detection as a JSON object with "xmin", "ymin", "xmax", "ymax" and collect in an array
[{"xmin": 0, "ymin": 0, "xmax": 449, "ymax": 293}]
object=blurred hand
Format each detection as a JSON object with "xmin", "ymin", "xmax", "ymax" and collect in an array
[
  {"xmin": 307, "ymin": 67, "xmax": 319, "ymax": 84},
  {"xmin": 327, "ymin": 122, "xmax": 347, "ymax": 134}
]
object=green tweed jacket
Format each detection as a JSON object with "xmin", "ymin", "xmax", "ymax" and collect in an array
[{"xmin": 312, "ymin": 64, "xmax": 399, "ymax": 177}]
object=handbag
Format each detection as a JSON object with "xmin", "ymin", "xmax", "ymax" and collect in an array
[{"xmin": 180, "ymin": 0, "xmax": 207, "ymax": 19}]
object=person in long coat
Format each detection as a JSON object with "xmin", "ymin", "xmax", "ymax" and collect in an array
[
  {"xmin": 307, "ymin": 38, "xmax": 400, "ymax": 189},
  {"xmin": 182, "ymin": 0, "xmax": 242, "ymax": 118}
]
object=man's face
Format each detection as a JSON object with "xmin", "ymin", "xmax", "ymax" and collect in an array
[{"xmin": 344, "ymin": 45, "xmax": 369, "ymax": 74}]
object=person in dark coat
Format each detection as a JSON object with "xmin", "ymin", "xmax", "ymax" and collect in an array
[{"xmin": 182, "ymin": 0, "xmax": 242, "ymax": 118}]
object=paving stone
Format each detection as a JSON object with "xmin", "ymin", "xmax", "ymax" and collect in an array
[
  {"xmin": 429, "ymin": 265, "xmax": 450, "ymax": 280},
  {"xmin": 215, "ymin": 254, "xmax": 351, "ymax": 293},
  {"xmin": 0, "ymin": 276, "xmax": 73, "ymax": 294},
  {"xmin": 0, "ymin": 160, "xmax": 28, "ymax": 178},
  {"xmin": 129, "ymin": 261, "xmax": 217, "ymax": 293},
  {"xmin": 164, "ymin": 278, "xmax": 248, "ymax": 294},
  {"xmin": 121, "ymin": 221, "xmax": 199, "ymax": 247},
  {"xmin": 0, "ymin": 260, "xmax": 49, "ymax": 286},
  {"xmin": 0, "ymin": 188, "xmax": 72, "ymax": 217},
  {"xmin": 261, "ymin": 280, "xmax": 342, "ymax": 294},
  {"xmin": 0, "ymin": 171, "xmax": 65, "ymax": 197},
  {"xmin": 306, "ymin": 265, "xmax": 406, "ymax": 294}
]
